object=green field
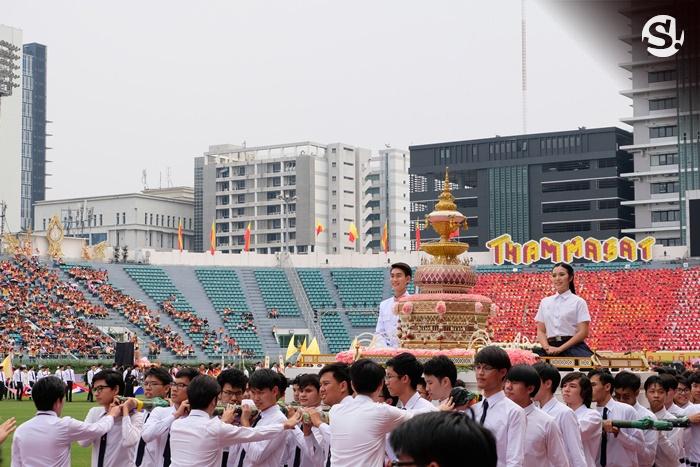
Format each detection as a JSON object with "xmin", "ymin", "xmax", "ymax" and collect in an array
[{"xmin": 0, "ymin": 393, "xmax": 95, "ymax": 467}]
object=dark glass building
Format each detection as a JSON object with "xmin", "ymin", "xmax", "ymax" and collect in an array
[
  {"xmin": 409, "ymin": 127, "xmax": 635, "ymax": 251},
  {"xmin": 22, "ymin": 43, "xmax": 47, "ymax": 231}
]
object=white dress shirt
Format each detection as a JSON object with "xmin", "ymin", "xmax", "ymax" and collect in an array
[
  {"xmin": 649, "ymin": 406, "xmax": 682, "ymax": 467},
  {"xmin": 682, "ymin": 404, "xmax": 700, "ymax": 464},
  {"xmin": 78, "ymin": 406, "xmax": 145, "ymax": 467},
  {"xmin": 27, "ymin": 370, "xmax": 36, "ymax": 383},
  {"xmin": 11, "ymin": 410, "xmax": 114, "ymax": 467},
  {"xmin": 633, "ymin": 402, "xmax": 658, "ymax": 467},
  {"xmin": 375, "ymin": 292, "xmax": 409, "ymax": 348},
  {"xmin": 140, "ymin": 406, "xmax": 176, "ymax": 467},
  {"xmin": 236, "ymin": 404, "xmax": 290, "ymax": 467},
  {"xmin": 472, "ymin": 391, "xmax": 526, "ymax": 467},
  {"xmin": 330, "ymin": 394, "xmax": 413, "ymax": 467},
  {"xmin": 540, "ymin": 398, "xmax": 588, "ymax": 467},
  {"xmin": 573, "ymin": 405, "xmax": 602, "ymax": 467},
  {"xmin": 309, "ymin": 395, "xmax": 352, "ymax": 467},
  {"xmin": 20, "ymin": 371, "xmax": 29, "ymax": 386},
  {"xmin": 87, "ymin": 370, "xmax": 95, "ymax": 386},
  {"xmin": 535, "ymin": 290, "xmax": 591, "ymax": 338},
  {"xmin": 667, "ymin": 403, "xmax": 685, "ymax": 417},
  {"xmin": 12, "ymin": 369, "xmax": 21, "ymax": 384},
  {"xmin": 169, "ymin": 409, "xmax": 285, "ymax": 467},
  {"xmin": 595, "ymin": 398, "xmax": 644, "ymax": 467},
  {"xmin": 387, "ymin": 391, "xmax": 439, "ymax": 461},
  {"xmin": 523, "ymin": 403, "xmax": 570, "ymax": 467}
]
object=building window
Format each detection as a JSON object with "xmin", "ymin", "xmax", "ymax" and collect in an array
[
  {"xmin": 150, "ymin": 214, "xmax": 153, "ymax": 225},
  {"xmin": 650, "ymin": 125, "xmax": 677, "ymax": 139},
  {"xmin": 651, "ymin": 181, "xmax": 680, "ymax": 194},
  {"xmin": 597, "ymin": 179, "xmax": 618, "ymax": 189},
  {"xmin": 648, "ymin": 69, "xmax": 676, "ymax": 83},
  {"xmin": 649, "ymin": 97, "xmax": 677, "ymax": 111},
  {"xmin": 598, "ymin": 199, "xmax": 620, "ymax": 209},
  {"xmin": 144, "ymin": 213, "xmax": 148, "ymax": 224},
  {"xmin": 116, "ymin": 213, "xmax": 120, "ymax": 225},
  {"xmin": 650, "ymin": 153, "xmax": 679, "ymax": 166},
  {"xmin": 651, "ymin": 210, "xmax": 680, "ymax": 222},
  {"xmin": 542, "ymin": 180, "xmax": 591, "ymax": 192},
  {"xmin": 597, "ymin": 158, "xmax": 617, "ymax": 168},
  {"xmin": 599, "ymin": 220, "xmax": 622, "ymax": 231},
  {"xmin": 99, "ymin": 214, "xmax": 103, "ymax": 226},
  {"xmin": 542, "ymin": 201, "xmax": 591, "ymax": 213},
  {"xmin": 122, "ymin": 213, "xmax": 126, "ymax": 224},
  {"xmin": 542, "ymin": 222, "xmax": 592, "ymax": 233},
  {"xmin": 541, "ymin": 160, "xmax": 590, "ymax": 172},
  {"xmin": 43, "ymin": 219, "xmax": 46, "ymax": 230},
  {"xmin": 658, "ymin": 238, "xmax": 682, "ymax": 246}
]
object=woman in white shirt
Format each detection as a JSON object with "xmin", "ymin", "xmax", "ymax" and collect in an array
[
  {"xmin": 561, "ymin": 372, "xmax": 601, "ymax": 467},
  {"xmin": 535, "ymin": 262, "xmax": 593, "ymax": 357}
]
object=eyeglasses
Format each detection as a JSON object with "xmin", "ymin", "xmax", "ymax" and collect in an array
[
  {"xmin": 172, "ymin": 383, "xmax": 188, "ymax": 389},
  {"xmin": 677, "ymin": 387, "xmax": 690, "ymax": 393},
  {"xmin": 93, "ymin": 385, "xmax": 110, "ymax": 393},
  {"xmin": 384, "ymin": 374, "xmax": 400, "ymax": 382},
  {"xmin": 474, "ymin": 364, "xmax": 496, "ymax": 373},
  {"xmin": 143, "ymin": 381, "xmax": 164, "ymax": 387}
]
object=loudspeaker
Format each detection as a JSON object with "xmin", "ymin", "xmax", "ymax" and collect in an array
[{"xmin": 115, "ymin": 342, "xmax": 135, "ymax": 366}]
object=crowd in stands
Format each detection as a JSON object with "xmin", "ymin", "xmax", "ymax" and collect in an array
[
  {"xmin": 222, "ymin": 307, "xmax": 257, "ymax": 332},
  {"xmin": 0, "ymin": 256, "xmax": 113, "ymax": 359}
]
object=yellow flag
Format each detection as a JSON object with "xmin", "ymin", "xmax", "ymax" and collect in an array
[
  {"xmin": 285, "ymin": 335, "xmax": 298, "ymax": 361},
  {"xmin": 1, "ymin": 353, "xmax": 12, "ymax": 381},
  {"xmin": 300, "ymin": 337, "xmax": 308, "ymax": 354},
  {"xmin": 307, "ymin": 338, "xmax": 321, "ymax": 355},
  {"xmin": 350, "ymin": 337, "xmax": 358, "ymax": 351}
]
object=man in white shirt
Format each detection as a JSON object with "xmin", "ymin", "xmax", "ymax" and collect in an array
[
  {"xmin": 12, "ymin": 367, "xmax": 23, "ymax": 401},
  {"xmin": 682, "ymin": 402, "xmax": 700, "ymax": 467},
  {"xmin": 328, "ymin": 358, "xmax": 416, "ymax": 467},
  {"xmin": 375, "ymin": 262, "xmax": 412, "ymax": 348},
  {"xmin": 11, "ymin": 375, "xmax": 122, "ymax": 467},
  {"xmin": 63, "ymin": 365, "xmax": 75, "ymax": 402},
  {"xmin": 140, "ymin": 367, "xmax": 198, "ymax": 467},
  {"xmin": 689, "ymin": 372, "xmax": 700, "ymax": 405},
  {"xmin": 78, "ymin": 369, "xmax": 145, "ymax": 467},
  {"xmin": 19, "ymin": 368, "xmax": 30, "ymax": 397},
  {"xmin": 86, "ymin": 366, "xmax": 96, "ymax": 403},
  {"xmin": 613, "ymin": 371, "xmax": 658, "ymax": 467},
  {"xmin": 642, "ymin": 375, "xmax": 682, "ymax": 467},
  {"xmin": 287, "ymin": 373, "xmax": 326, "ymax": 467},
  {"xmin": 216, "ymin": 368, "xmax": 249, "ymax": 467},
  {"xmin": 471, "ymin": 346, "xmax": 526, "ymax": 467},
  {"xmin": 588, "ymin": 369, "xmax": 644, "ymax": 467},
  {"xmin": 27, "ymin": 367, "xmax": 36, "ymax": 388},
  {"xmin": 505, "ymin": 364, "xmax": 569, "ymax": 467},
  {"xmin": 675, "ymin": 376, "xmax": 692, "ymax": 411},
  {"xmin": 170, "ymin": 374, "xmax": 299, "ymax": 467},
  {"xmin": 423, "ymin": 355, "xmax": 457, "ymax": 404},
  {"xmin": 533, "ymin": 362, "xmax": 588, "ymax": 467},
  {"xmin": 134, "ymin": 366, "xmax": 175, "ymax": 467},
  {"xmin": 659, "ymin": 373, "xmax": 685, "ymax": 417},
  {"xmin": 561, "ymin": 372, "xmax": 602, "ymax": 467}
]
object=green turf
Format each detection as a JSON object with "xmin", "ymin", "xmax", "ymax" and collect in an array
[{"xmin": 0, "ymin": 392, "xmax": 95, "ymax": 467}]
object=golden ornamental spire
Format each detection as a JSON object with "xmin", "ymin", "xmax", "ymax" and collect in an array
[{"xmin": 434, "ymin": 167, "xmax": 457, "ymax": 212}]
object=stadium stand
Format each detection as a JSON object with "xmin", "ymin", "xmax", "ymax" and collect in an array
[
  {"xmin": 253, "ymin": 269, "xmax": 300, "ymax": 316},
  {"xmin": 319, "ymin": 311, "xmax": 351, "ymax": 353},
  {"xmin": 330, "ymin": 269, "xmax": 385, "ymax": 308},
  {"xmin": 297, "ymin": 269, "xmax": 336, "ymax": 310}
]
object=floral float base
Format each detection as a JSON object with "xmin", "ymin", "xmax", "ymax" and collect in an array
[{"xmin": 336, "ymin": 347, "xmax": 538, "ymax": 367}]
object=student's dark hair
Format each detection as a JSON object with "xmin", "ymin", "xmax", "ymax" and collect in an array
[
  {"xmin": 474, "ymin": 346, "xmax": 511, "ymax": 371},
  {"xmin": 687, "ymin": 372, "xmax": 700, "ymax": 386},
  {"xmin": 506, "ymin": 364, "xmax": 541, "ymax": 398},
  {"xmin": 297, "ymin": 373, "xmax": 320, "ymax": 391},
  {"xmin": 588, "ymin": 369, "xmax": 614, "ymax": 394},
  {"xmin": 175, "ymin": 367, "xmax": 200, "ymax": 383},
  {"xmin": 390, "ymin": 262, "xmax": 412, "ymax": 278},
  {"xmin": 676, "ymin": 375, "xmax": 689, "ymax": 389},
  {"xmin": 614, "ymin": 371, "xmax": 641, "ymax": 392},
  {"xmin": 217, "ymin": 368, "xmax": 248, "ymax": 391},
  {"xmin": 423, "ymin": 355, "xmax": 458, "ymax": 386},
  {"xmin": 552, "ymin": 262, "xmax": 576, "ymax": 294},
  {"xmin": 386, "ymin": 352, "xmax": 424, "ymax": 390},
  {"xmin": 389, "ymin": 412, "xmax": 497, "ymax": 467},
  {"xmin": 381, "ymin": 383, "xmax": 397, "ymax": 406},
  {"xmin": 187, "ymin": 375, "xmax": 221, "ymax": 410},
  {"xmin": 291, "ymin": 375, "xmax": 301, "ymax": 386},
  {"xmin": 92, "ymin": 370, "xmax": 124, "ymax": 394},
  {"xmin": 644, "ymin": 375, "xmax": 666, "ymax": 392},
  {"xmin": 319, "ymin": 363, "xmax": 353, "ymax": 395},
  {"xmin": 350, "ymin": 359, "xmax": 385, "ymax": 395},
  {"xmin": 145, "ymin": 367, "xmax": 172, "ymax": 385},
  {"xmin": 655, "ymin": 365, "xmax": 679, "ymax": 376},
  {"xmin": 275, "ymin": 372, "xmax": 288, "ymax": 397},
  {"xmin": 561, "ymin": 372, "xmax": 593, "ymax": 408},
  {"xmin": 32, "ymin": 376, "xmax": 66, "ymax": 411},
  {"xmin": 659, "ymin": 373, "xmax": 679, "ymax": 391},
  {"xmin": 533, "ymin": 362, "xmax": 561, "ymax": 393},
  {"xmin": 248, "ymin": 369, "xmax": 280, "ymax": 392}
]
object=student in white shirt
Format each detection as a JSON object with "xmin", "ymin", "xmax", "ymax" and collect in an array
[
  {"xmin": 535, "ymin": 262, "xmax": 593, "ymax": 357},
  {"xmin": 505, "ymin": 364, "xmax": 569, "ymax": 467},
  {"xmin": 170, "ymin": 374, "xmax": 299, "ymax": 467},
  {"xmin": 561, "ymin": 372, "xmax": 602, "ymax": 467},
  {"xmin": 533, "ymin": 362, "xmax": 588, "ymax": 467},
  {"xmin": 217, "ymin": 368, "xmax": 250, "ymax": 467},
  {"xmin": 390, "ymin": 411, "xmax": 497, "ymax": 467},
  {"xmin": 287, "ymin": 374, "xmax": 325, "ymax": 467},
  {"xmin": 471, "ymin": 345, "xmax": 526, "ymax": 467},
  {"xmin": 689, "ymin": 372, "xmax": 700, "ymax": 405},
  {"xmin": 86, "ymin": 366, "xmax": 96, "ymax": 403},
  {"xmin": 375, "ymin": 262, "xmax": 412, "ymax": 348},
  {"xmin": 423, "ymin": 355, "xmax": 457, "ymax": 404},
  {"xmin": 63, "ymin": 365, "xmax": 75, "ymax": 402},
  {"xmin": 658, "ymin": 373, "xmax": 685, "ymax": 417},
  {"xmin": 682, "ymin": 402, "xmax": 700, "ymax": 467},
  {"xmin": 642, "ymin": 375, "xmax": 682, "ymax": 467},
  {"xmin": 674, "ymin": 376, "xmax": 692, "ymax": 411},
  {"xmin": 613, "ymin": 371, "xmax": 658, "ymax": 467},
  {"xmin": 27, "ymin": 367, "xmax": 36, "ymax": 388},
  {"xmin": 78, "ymin": 369, "xmax": 145, "ymax": 467},
  {"xmin": 135, "ymin": 366, "xmax": 175, "ymax": 467},
  {"xmin": 328, "ymin": 358, "xmax": 416, "ymax": 467},
  {"xmin": 12, "ymin": 367, "xmax": 23, "ymax": 401},
  {"xmin": 11, "ymin": 376, "xmax": 121, "ymax": 467},
  {"xmin": 588, "ymin": 369, "xmax": 644, "ymax": 467}
]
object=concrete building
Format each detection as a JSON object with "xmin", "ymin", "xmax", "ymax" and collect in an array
[
  {"xmin": 409, "ymin": 127, "xmax": 634, "ymax": 251},
  {"xmin": 22, "ymin": 43, "xmax": 48, "ymax": 231},
  {"xmin": 362, "ymin": 148, "xmax": 410, "ymax": 252},
  {"xmin": 33, "ymin": 187, "xmax": 195, "ymax": 253},
  {"xmin": 619, "ymin": 3, "xmax": 700, "ymax": 247},
  {"xmin": 195, "ymin": 141, "xmax": 381, "ymax": 255},
  {"xmin": 0, "ymin": 25, "xmax": 23, "ymax": 235}
]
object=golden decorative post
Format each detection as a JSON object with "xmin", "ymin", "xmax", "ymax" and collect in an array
[{"xmin": 46, "ymin": 215, "xmax": 65, "ymax": 259}]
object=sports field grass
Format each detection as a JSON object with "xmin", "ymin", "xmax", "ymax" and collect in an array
[{"xmin": 0, "ymin": 392, "xmax": 95, "ymax": 467}]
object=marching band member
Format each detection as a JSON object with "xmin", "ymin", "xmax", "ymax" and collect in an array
[
  {"xmin": 505, "ymin": 364, "xmax": 569, "ymax": 467},
  {"xmin": 472, "ymin": 346, "xmax": 526, "ymax": 467},
  {"xmin": 561, "ymin": 372, "xmax": 602, "ymax": 467},
  {"xmin": 533, "ymin": 363, "xmax": 588, "ymax": 467},
  {"xmin": 613, "ymin": 372, "xmax": 657, "ymax": 467}
]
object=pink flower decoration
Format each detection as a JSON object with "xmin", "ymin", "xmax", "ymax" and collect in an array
[
  {"xmin": 474, "ymin": 302, "xmax": 483, "ymax": 313},
  {"xmin": 435, "ymin": 301, "xmax": 447, "ymax": 315},
  {"xmin": 401, "ymin": 302, "xmax": 414, "ymax": 315}
]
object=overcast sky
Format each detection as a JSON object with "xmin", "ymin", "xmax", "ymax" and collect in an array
[{"xmin": 5, "ymin": 0, "xmax": 631, "ymax": 199}]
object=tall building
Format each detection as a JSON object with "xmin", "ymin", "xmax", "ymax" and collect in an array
[
  {"xmin": 21, "ymin": 43, "xmax": 47, "ymax": 231},
  {"xmin": 409, "ymin": 128, "xmax": 634, "ymax": 251},
  {"xmin": 194, "ymin": 141, "xmax": 400, "ymax": 255},
  {"xmin": 619, "ymin": 3, "xmax": 700, "ymax": 247},
  {"xmin": 0, "ymin": 25, "xmax": 23, "ymax": 235},
  {"xmin": 33, "ymin": 187, "xmax": 195, "ymax": 252},
  {"xmin": 362, "ymin": 148, "xmax": 410, "ymax": 252}
]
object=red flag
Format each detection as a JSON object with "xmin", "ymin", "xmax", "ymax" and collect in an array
[
  {"xmin": 381, "ymin": 222, "xmax": 388, "ymax": 253},
  {"xmin": 243, "ymin": 222, "xmax": 251, "ymax": 252},
  {"xmin": 177, "ymin": 219, "xmax": 184, "ymax": 252},
  {"xmin": 415, "ymin": 222, "xmax": 421, "ymax": 251},
  {"xmin": 315, "ymin": 220, "xmax": 324, "ymax": 236},
  {"xmin": 209, "ymin": 221, "xmax": 216, "ymax": 255},
  {"xmin": 348, "ymin": 223, "xmax": 358, "ymax": 243}
]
